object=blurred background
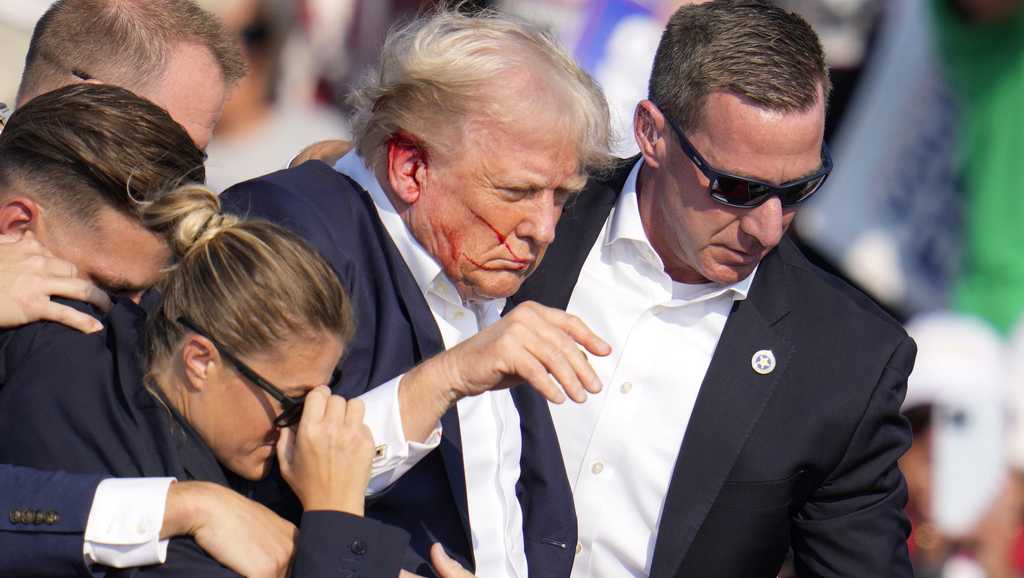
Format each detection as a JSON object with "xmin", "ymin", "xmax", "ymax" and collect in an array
[{"xmin": 2, "ymin": 0, "xmax": 1023, "ymax": 576}]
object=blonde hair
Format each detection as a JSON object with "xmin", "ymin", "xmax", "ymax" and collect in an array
[
  {"xmin": 19, "ymin": 0, "xmax": 246, "ymax": 104},
  {"xmin": 349, "ymin": 7, "xmax": 613, "ymax": 175},
  {"xmin": 143, "ymin": 184, "xmax": 353, "ymax": 366}
]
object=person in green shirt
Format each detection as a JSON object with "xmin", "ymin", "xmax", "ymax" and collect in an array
[{"xmin": 934, "ymin": 0, "xmax": 1024, "ymax": 333}]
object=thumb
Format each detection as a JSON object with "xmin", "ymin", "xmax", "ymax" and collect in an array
[
  {"xmin": 275, "ymin": 426, "xmax": 296, "ymax": 477},
  {"xmin": 430, "ymin": 543, "xmax": 472, "ymax": 578}
]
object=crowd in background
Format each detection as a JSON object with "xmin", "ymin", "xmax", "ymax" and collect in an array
[{"xmin": 2, "ymin": 0, "xmax": 1023, "ymax": 577}]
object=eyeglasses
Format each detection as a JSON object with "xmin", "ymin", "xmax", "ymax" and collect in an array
[
  {"xmin": 177, "ymin": 317, "xmax": 340, "ymax": 428},
  {"xmin": 659, "ymin": 110, "xmax": 832, "ymax": 209}
]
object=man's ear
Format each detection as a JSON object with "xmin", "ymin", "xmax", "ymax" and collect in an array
[
  {"xmin": 634, "ymin": 100, "xmax": 666, "ymax": 170},
  {"xmin": 0, "ymin": 196, "xmax": 41, "ymax": 238},
  {"xmin": 180, "ymin": 334, "xmax": 220, "ymax": 393},
  {"xmin": 385, "ymin": 133, "xmax": 429, "ymax": 206}
]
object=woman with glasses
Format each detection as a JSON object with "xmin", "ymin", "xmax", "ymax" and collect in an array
[{"xmin": 0, "ymin": 184, "xmax": 410, "ymax": 577}]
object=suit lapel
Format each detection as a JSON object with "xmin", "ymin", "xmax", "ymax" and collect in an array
[
  {"xmin": 352, "ymin": 180, "xmax": 474, "ymax": 547},
  {"xmin": 649, "ymin": 245, "xmax": 794, "ymax": 578}
]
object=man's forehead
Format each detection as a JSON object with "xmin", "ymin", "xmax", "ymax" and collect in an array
[
  {"xmin": 485, "ymin": 162, "xmax": 586, "ymax": 186},
  {"xmin": 468, "ymin": 132, "xmax": 586, "ymax": 191}
]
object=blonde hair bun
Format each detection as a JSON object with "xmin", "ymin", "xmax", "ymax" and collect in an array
[{"xmin": 142, "ymin": 184, "xmax": 240, "ymax": 257}]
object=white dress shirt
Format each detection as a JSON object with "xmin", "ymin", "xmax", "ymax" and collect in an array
[
  {"xmin": 553, "ymin": 159, "xmax": 756, "ymax": 577},
  {"xmin": 83, "ymin": 477, "xmax": 174, "ymax": 567},
  {"xmin": 337, "ymin": 152, "xmax": 529, "ymax": 578}
]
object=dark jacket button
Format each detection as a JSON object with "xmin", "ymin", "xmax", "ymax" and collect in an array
[
  {"xmin": 45, "ymin": 511, "xmax": 59, "ymax": 525},
  {"xmin": 8, "ymin": 510, "xmax": 19, "ymax": 524},
  {"xmin": 33, "ymin": 510, "xmax": 47, "ymax": 525},
  {"xmin": 350, "ymin": 540, "xmax": 368, "ymax": 555}
]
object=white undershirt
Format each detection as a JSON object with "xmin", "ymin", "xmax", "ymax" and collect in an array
[
  {"xmin": 553, "ymin": 159, "xmax": 755, "ymax": 577},
  {"xmin": 337, "ymin": 152, "xmax": 528, "ymax": 578}
]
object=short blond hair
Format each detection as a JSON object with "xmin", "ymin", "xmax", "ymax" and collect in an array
[
  {"xmin": 349, "ymin": 8, "xmax": 613, "ymax": 175},
  {"xmin": 18, "ymin": 0, "xmax": 246, "ymax": 104}
]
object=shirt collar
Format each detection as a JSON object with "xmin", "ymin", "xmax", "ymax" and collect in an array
[
  {"xmin": 335, "ymin": 151, "xmax": 446, "ymax": 298},
  {"xmin": 607, "ymin": 158, "xmax": 757, "ymax": 303},
  {"xmin": 606, "ymin": 158, "xmax": 649, "ymax": 247}
]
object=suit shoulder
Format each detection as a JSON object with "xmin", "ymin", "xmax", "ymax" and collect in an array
[
  {"xmin": 220, "ymin": 162, "xmax": 380, "ymax": 274},
  {"xmin": 779, "ymin": 240, "xmax": 908, "ymax": 343},
  {"xmin": 221, "ymin": 161, "xmax": 359, "ymax": 218},
  {"xmin": 1, "ymin": 299, "xmax": 109, "ymax": 377}
]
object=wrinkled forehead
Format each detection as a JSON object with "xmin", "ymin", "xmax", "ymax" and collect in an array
[{"xmin": 455, "ymin": 119, "xmax": 585, "ymax": 189}]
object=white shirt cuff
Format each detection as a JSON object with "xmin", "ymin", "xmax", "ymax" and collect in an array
[
  {"xmin": 83, "ymin": 477, "xmax": 175, "ymax": 568},
  {"xmin": 359, "ymin": 374, "xmax": 442, "ymax": 494}
]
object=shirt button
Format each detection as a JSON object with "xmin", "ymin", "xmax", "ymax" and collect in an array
[
  {"xmin": 453, "ymin": 310, "xmax": 465, "ymax": 320},
  {"xmin": 591, "ymin": 461, "xmax": 604, "ymax": 475},
  {"xmin": 350, "ymin": 540, "xmax": 368, "ymax": 555},
  {"xmin": 576, "ymin": 542, "xmax": 583, "ymax": 555},
  {"xmin": 620, "ymin": 382, "xmax": 633, "ymax": 394}
]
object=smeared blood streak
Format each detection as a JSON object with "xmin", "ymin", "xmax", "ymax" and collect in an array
[
  {"xmin": 463, "ymin": 253, "xmax": 489, "ymax": 269},
  {"xmin": 470, "ymin": 211, "xmax": 530, "ymax": 264},
  {"xmin": 440, "ymin": 224, "xmax": 463, "ymax": 266}
]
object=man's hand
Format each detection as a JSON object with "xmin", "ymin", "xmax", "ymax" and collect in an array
[
  {"xmin": 398, "ymin": 301, "xmax": 610, "ymax": 441},
  {"xmin": 162, "ymin": 481, "xmax": 297, "ymax": 578},
  {"xmin": 430, "ymin": 543, "xmax": 478, "ymax": 578},
  {"xmin": 0, "ymin": 232, "xmax": 110, "ymax": 332},
  {"xmin": 277, "ymin": 386, "xmax": 374, "ymax": 515},
  {"xmin": 290, "ymin": 139, "xmax": 352, "ymax": 168}
]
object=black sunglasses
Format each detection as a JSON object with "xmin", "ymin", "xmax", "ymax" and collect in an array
[
  {"xmin": 659, "ymin": 109, "xmax": 832, "ymax": 209},
  {"xmin": 177, "ymin": 317, "xmax": 340, "ymax": 428}
]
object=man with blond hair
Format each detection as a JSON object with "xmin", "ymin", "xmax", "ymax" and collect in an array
[
  {"xmin": 223, "ymin": 8, "xmax": 612, "ymax": 577},
  {"xmin": 16, "ymin": 0, "xmax": 246, "ymax": 148}
]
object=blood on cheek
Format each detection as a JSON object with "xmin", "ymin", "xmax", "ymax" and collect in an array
[{"xmin": 462, "ymin": 211, "xmax": 530, "ymax": 270}]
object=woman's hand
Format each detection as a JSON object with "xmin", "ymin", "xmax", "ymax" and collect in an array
[
  {"xmin": 0, "ymin": 232, "xmax": 110, "ymax": 332},
  {"xmin": 163, "ymin": 481, "xmax": 297, "ymax": 578},
  {"xmin": 276, "ymin": 386, "xmax": 374, "ymax": 515}
]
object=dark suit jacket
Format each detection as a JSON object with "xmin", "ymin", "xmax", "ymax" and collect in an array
[
  {"xmin": 509, "ymin": 159, "xmax": 916, "ymax": 578},
  {"xmin": 0, "ymin": 464, "xmax": 103, "ymax": 577},
  {"xmin": 221, "ymin": 161, "xmax": 577, "ymax": 576},
  {"xmin": 0, "ymin": 298, "xmax": 409, "ymax": 578}
]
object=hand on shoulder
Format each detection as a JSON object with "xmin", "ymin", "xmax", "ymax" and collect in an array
[{"xmin": 0, "ymin": 232, "xmax": 109, "ymax": 333}]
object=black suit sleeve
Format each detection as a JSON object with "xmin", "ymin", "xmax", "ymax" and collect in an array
[
  {"xmin": 0, "ymin": 311, "xmax": 131, "ymax": 476},
  {"xmin": 292, "ymin": 511, "xmax": 411, "ymax": 578},
  {"xmin": 790, "ymin": 336, "xmax": 916, "ymax": 577}
]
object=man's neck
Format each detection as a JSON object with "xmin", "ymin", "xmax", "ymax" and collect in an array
[{"xmin": 635, "ymin": 162, "xmax": 709, "ymax": 285}]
